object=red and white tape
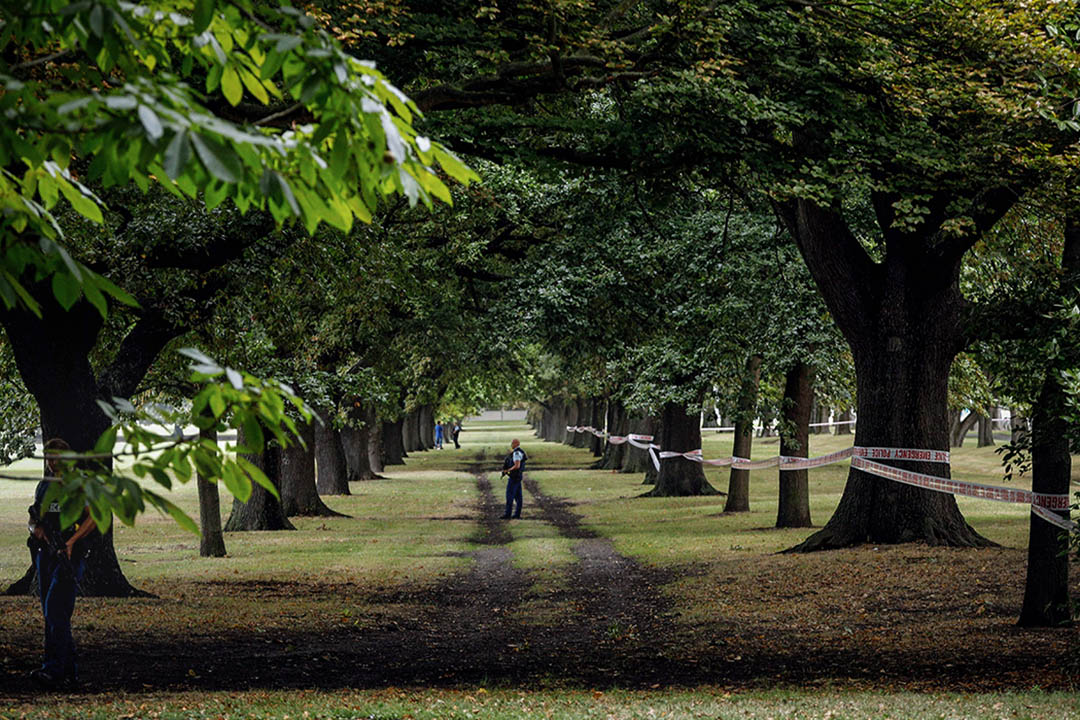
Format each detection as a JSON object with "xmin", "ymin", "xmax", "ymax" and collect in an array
[
  {"xmin": 562, "ymin": 426, "xmax": 1073, "ymax": 531},
  {"xmin": 851, "ymin": 456, "xmax": 1073, "ymax": 531}
]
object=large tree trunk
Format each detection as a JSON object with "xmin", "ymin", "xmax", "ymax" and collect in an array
[
  {"xmin": 1010, "ymin": 407, "xmax": 1029, "ymax": 444},
  {"xmin": 589, "ymin": 397, "xmax": 606, "ymax": 457},
  {"xmin": 598, "ymin": 401, "xmax": 628, "ymax": 470},
  {"xmin": 563, "ymin": 399, "xmax": 579, "ymax": 445},
  {"xmin": 2, "ymin": 299, "xmax": 149, "ymax": 597},
  {"xmin": 777, "ymin": 360, "xmax": 814, "ymax": 528},
  {"xmin": 571, "ymin": 398, "xmax": 589, "ymax": 448},
  {"xmin": 381, "ymin": 419, "xmax": 406, "ymax": 466},
  {"xmin": 419, "ymin": 404, "xmax": 435, "ymax": 449},
  {"xmin": 644, "ymin": 400, "xmax": 718, "ymax": 496},
  {"xmin": 224, "ymin": 429, "xmax": 295, "ymax": 531},
  {"xmin": 1018, "ymin": 214, "xmax": 1079, "ymax": 627},
  {"xmin": 834, "ymin": 408, "xmax": 853, "ymax": 435},
  {"xmin": 725, "ymin": 354, "xmax": 762, "ymax": 513},
  {"xmin": 784, "ymin": 200, "xmax": 990, "ymax": 551},
  {"xmin": 343, "ymin": 425, "xmax": 378, "ymax": 481},
  {"xmin": 281, "ymin": 420, "xmax": 340, "ymax": 517},
  {"xmin": 197, "ymin": 426, "xmax": 227, "ymax": 557},
  {"xmin": 401, "ymin": 409, "xmax": 420, "ymax": 452},
  {"xmin": 314, "ymin": 408, "xmax": 350, "ymax": 495},
  {"xmin": 620, "ymin": 414, "xmax": 657, "ymax": 479},
  {"xmin": 951, "ymin": 410, "xmax": 979, "ymax": 447},
  {"xmin": 365, "ymin": 406, "xmax": 384, "ymax": 474},
  {"xmin": 977, "ymin": 413, "xmax": 995, "ymax": 447}
]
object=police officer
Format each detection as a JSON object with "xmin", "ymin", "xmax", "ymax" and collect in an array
[
  {"xmin": 28, "ymin": 438, "xmax": 97, "ymax": 690},
  {"xmin": 500, "ymin": 438, "xmax": 527, "ymax": 519}
]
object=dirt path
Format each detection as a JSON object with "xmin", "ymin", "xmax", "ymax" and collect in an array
[{"xmin": 1, "ymin": 456, "xmax": 1078, "ymax": 697}]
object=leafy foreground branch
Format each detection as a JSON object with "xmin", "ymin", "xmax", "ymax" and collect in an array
[{"xmin": 39, "ymin": 347, "xmax": 312, "ymax": 537}]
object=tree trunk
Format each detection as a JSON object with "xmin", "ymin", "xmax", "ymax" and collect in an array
[
  {"xmin": 834, "ymin": 408, "xmax": 853, "ymax": 435},
  {"xmin": 343, "ymin": 425, "xmax": 378, "ymax": 480},
  {"xmin": 366, "ymin": 406, "xmax": 384, "ymax": 474},
  {"xmin": 784, "ymin": 200, "xmax": 989, "ymax": 551},
  {"xmin": 620, "ymin": 414, "xmax": 656, "ymax": 477},
  {"xmin": 977, "ymin": 413, "xmax": 995, "ymax": 447},
  {"xmin": 2, "ymin": 299, "xmax": 149, "ymax": 597},
  {"xmin": 951, "ymin": 411, "xmax": 979, "ymax": 447},
  {"xmin": 644, "ymin": 400, "xmax": 718, "ymax": 496},
  {"xmin": 401, "ymin": 409, "xmax": 420, "ymax": 452},
  {"xmin": 777, "ymin": 361, "xmax": 814, "ymax": 528},
  {"xmin": 563, "ymin": 399, "xmax": 579, "ymax": 445},
  {"xmin": 197, "ymin": 426, "xmax": 227, "ymax": 557},
  {"xmin": 589, "ymin": 397, "xmax": 606, "ymax": 457},
  {"xmin": 598, "ymin": 401, "xmax": 628, "ymax": 470},
  {"xmin": 726, "ymin": 354, "xmax": 762, "ymax": 513},
  {"xmin": 314, "ymin": 408, "xmax": 350, "ymax": 495},
  {"xmin": 419, "ymin": 404, "xmax": 435, "ymax": 449},
  {"xmin": 382, "ymin": 419, "xmax": 406, "ymax": 466},
  {"xmin": 280, "ymin": 420, "xmax": 340, "ymax": 517},
  {"xmin": 1010, "ymin": 407, "xmax": 1029, "ymax": 445},
  {"xmin": 1018, "ymin": 213, "xmax": 1079, "ymax": 627},
  {"xmin": 224, "ymin": 429, "xmax": 295, "ymax": 531},
  {"xmin": 571, "ymin": 398, "xmax": 589, "ymax": 448}
]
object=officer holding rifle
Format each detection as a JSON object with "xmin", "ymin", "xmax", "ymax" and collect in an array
[{"xmin": 27, "ymin": 438, "xmax": 97, "ymax": 690}]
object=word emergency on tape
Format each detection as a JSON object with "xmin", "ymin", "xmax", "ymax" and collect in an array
[{"xmin": 563, "ymin": 426, "xmax": 1074, "ymax": 532}]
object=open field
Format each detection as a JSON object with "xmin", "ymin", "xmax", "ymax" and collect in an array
[{"xmin": 1, "ymin": 421, "xmax": 1079, "ymax": 719}]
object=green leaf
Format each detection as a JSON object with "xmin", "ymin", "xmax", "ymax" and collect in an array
[
  {"xmin": 221, "ymin": 65, "xmax": 243, "ymax": 106},
  {"xmin": 137, "ymin": 104, "xmax": 163, "ymax": 141},
  {"xmin": 433, "ymin": 147, "xmax": 480, "ymax": 185},
  {"xmin": 94, "ymin": 425, "xmax": 118, "ymax": 455},
  {"xmin": 58, "ymin": 178, "xmax": 104, "ymax": 223},
  {"xmin": 51, "ymin": 271, "xmax": 82, "ymax": 310},
  {"xmin": 240, "ymin": 414, "xmax": 264, "ymax": 453},
  {"xmin": 163, "ymin": 130, "xmax": 192, "ymax": 180},
  {"xmin": 193, "ymin": 0, "xmax": 214, "ymax": 33},
  {"xmin": 190, "ymin": 132, "xmax": 242, "ymax": 184}
]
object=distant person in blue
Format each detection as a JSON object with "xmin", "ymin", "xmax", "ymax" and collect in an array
[
  {"xmin": 28, "ymin": 438, "xmax": 97, "ymax": 690},
  {"xmin": 500, "ymin": 438, "xmax": 527, "ymax": 519},
  {"xmin": 434, "ymin": 421, "xmax": 444, "ymax": 449}
]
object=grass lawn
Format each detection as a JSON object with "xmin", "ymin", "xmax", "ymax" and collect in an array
[{"xmin": 1, "ymin": 421, "xmax": 1078, "ymax": 719}]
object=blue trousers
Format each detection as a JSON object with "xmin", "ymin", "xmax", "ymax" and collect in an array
[
  {"xmin": 505, "ymin": 477, "xmax": 522, "ymax": 518},
  {"xmin": 35, "ymin": 549, "xmax": 83, "ymax": 680}
]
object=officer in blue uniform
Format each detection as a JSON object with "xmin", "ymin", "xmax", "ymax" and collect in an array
[
  {"xmin": 28, "ymin": 438, "xmax": 97, "ymax": 690},
  {"xmin": 500, "ymin": 438, "xmax": 527, "ymax": 519}
]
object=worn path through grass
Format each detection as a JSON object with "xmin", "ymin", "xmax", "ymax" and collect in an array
[{"xmin": 1, "ymin": 421, "xmax": 1079, "ymax": 718}]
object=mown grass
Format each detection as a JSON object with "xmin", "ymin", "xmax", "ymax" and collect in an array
[
  {"xmin": 5, "ymin": 687, "xmax": 1080, "ymax": 720},
  {"xmin": 2, "ymin": 420, "xmax": 1078, "ymax": 718}
]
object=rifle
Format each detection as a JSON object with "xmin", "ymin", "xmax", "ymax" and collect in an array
[{"xmin": 26, "ymin": 504, "xmax": 82, "ymax": 590}]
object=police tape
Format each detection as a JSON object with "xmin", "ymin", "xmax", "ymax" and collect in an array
[
  {"xmin": 563, "ymin": 426, "xmax": 1074, "ymax": 531},
  {"xmin": 851, "ymin": 455, "xmax": 1074, "ymax": 532}
]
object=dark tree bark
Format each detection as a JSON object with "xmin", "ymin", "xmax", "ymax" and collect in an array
[
  {"xmin": 419, "ymin": 404, "xmax": 435, "ymax": 448},
  {"xmin": 281, "ymin": 420, "xmax": 341, "ymax": 517},
  {"xmin": 644, "ymin": 401, "xmax": 718, "ymax": 496},
  {"xmin": 834, "ymin": 408, "xmax": 853, "ymax": 435},
  {"xmin": 777, "ymin": 361, "xmax": 814, "ymax": 528},
  {"xmin": 314, "ymin": 408, "xmax": 350, "ymax": 495},
  {"xmin": 781, "ymin": 199, "xmax": 991, "ymax": 551},
  {"xmin": 365, "ymin": 406, "xmax": 384, "ymax": 474},
  {"xmin": 563, "ymin": 399, "xmax": 580, "ymax": 445},
  {"xmin": 2, "ymin": 298, "xmax": 154, "ymax": 597},
  {"xmin": 382, "ymin": 419, "xmax": 407, "ymax": 465},
  {"xmin": 571, "ymin": 398, "xmax": 589, "ymax": 448},
  {"xmin": 726, "ymin": 354, "xmax": 762, "ymax": 513},
  {"xmin": 597, "ymin": 401, "xmax": 628, "ymax": 470},
  {"xmin": 951, "ymin": 411, "xmax": 979, "ymax": 447},
  {"xmin": 977, "ymin": 413, "xmax": 995, "ymax": 447},
  {"xmin": 1010, "ymin": 407, "xmax": 1029, "ymax": 444},
  {"xmin": 619, "ymin": 414, "xmax": 656, "ymax": 478},
  {"xmin": 401, "ymin": 409, "xmax": 421, "ymax": 452},
  {"xmin": 1018, "ymin": 214, "xmax": 1079, "ymax": 627},
  {"xmin": 589, "ymin": 397, "xmax": 606, "ymax": 457},
  {"xmin": 197, "ymin": 427, "xmax": 227, "ymax": 557},
  {"xmin": 224, "ymin": 429, "xmax": 295, "ymax": 531}
]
